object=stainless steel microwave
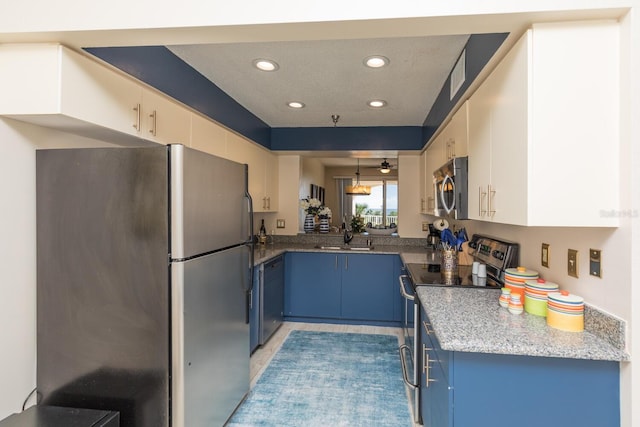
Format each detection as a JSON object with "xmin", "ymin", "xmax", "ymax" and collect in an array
[{"xmin": 433, "ymin": 156, "xmax": 468, "ymax": 220}]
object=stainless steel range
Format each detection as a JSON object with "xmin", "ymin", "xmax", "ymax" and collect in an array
[
  {"xmin": 399, "ymin": 234, "xmax": 519, "ymax": 424},
  {"xmin": 406, "ymin": 234, "xmax": 519, "ymax": 289}
]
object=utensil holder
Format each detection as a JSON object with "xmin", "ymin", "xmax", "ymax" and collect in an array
[{"xmin": 440, "ymin": 248, "xmax": 459, "ymax": 284}]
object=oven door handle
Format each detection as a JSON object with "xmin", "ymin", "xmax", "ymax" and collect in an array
[
  {"xmin": 398, "ymin": 275, "xmax": 414, "ymax": 301},
  {"xmin": 399, "ymin": 344, "xmax": 418, "ymax": 389}
]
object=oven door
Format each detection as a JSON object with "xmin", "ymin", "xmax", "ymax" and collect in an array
[{"xmin": 398, "ymin": 274, "xmax": 420, "ymax": 423}]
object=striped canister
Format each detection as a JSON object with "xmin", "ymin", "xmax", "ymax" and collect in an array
[
  {"xmin": 504, "ymin": 267, "xmax": 539, "ymax": 302},
  {"xmin": 547, "ymin": 291, "xmax": 584, "ymax": 332},
  {"xmin": 524, "ymin": 279, "xmax": 559, "ymax": 317}
]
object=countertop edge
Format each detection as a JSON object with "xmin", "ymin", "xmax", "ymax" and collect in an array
[{"xmin": 416, "ymin": 287, "xmax": 629, "ymax": 363}]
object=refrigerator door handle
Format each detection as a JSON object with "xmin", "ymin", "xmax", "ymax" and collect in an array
[{"xmin": 246, "ymin": 195, "xmax": 254, "ymax": 292}]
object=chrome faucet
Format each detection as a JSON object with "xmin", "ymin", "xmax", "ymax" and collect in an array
[{"xmin": 344, "ymin": 228, "xmax": 353, "ymax": 245}]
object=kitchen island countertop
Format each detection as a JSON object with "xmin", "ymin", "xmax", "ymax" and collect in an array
[{"xmin": 416, "ymin": 286, "xmax": 629, "ymax": 362}]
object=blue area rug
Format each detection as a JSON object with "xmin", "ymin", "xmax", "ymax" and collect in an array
[{"xmin": 228, "ymin": 330, "xmax": 412, "ymax": 427}]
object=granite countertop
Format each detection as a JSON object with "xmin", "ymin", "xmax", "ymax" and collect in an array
[
  {"xmin": 415, "ymin": 286, "xmax": 629, "ymax": 362},
  {"xmin": 253, "ymin": 242, "xmax": 430, "ymax": 266}
]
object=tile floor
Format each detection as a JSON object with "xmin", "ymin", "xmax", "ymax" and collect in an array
[{"xmin": 249, "ymin": 321, "xmax": 420, "ymax": 426}]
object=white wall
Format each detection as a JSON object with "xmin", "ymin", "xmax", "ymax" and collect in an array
[
  {"xmin": 398, "ymin": 155, "xmax": 425, "ymax": 238},
  {"xmin": 275, "ymin": 155, "xmax": 301, "ymax": 236},
  {"xmin": 0, "ymin": 118, "xmax": 116, "ymax": 416}
]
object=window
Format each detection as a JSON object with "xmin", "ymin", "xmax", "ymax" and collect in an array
[{"xmin": 352, "ymin": 180, "xmax": 398, "ymax": 228}]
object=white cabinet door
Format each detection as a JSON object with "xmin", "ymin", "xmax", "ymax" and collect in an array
[
  {"xmin": 467, "ymin": 78, "xmax": 493, "ymax": 221},
  {"xmin": 141, "ymin": 88, "xmax": 191, "ymax": 145},
  {"xmin": 190, "ymin": 113, "xmax": 226, "ymax": 157},
  {"xmin": 61, "ymin": 46, "xmax": 143, "ymax": 137},
  {"xmin": 444, "ymin": 101, "xmax": 469, "ymax": 159},
  {"xmin": 424, "ymin": 136, "xmax": 445, "ymax": 214},
  {"xmin": 418, "ymin": 150, "xmax": 428, "ymax": 213},
  {"xmin": 486, "ymin": 31, "xmax": 529, "ymax": 225},
  {"xmin": 264, "ymin": 151, "xmax": 279, "ymax": 212},
  {"xmin": 466, "ymin": 21, "xmax": 619, "ymax": 227}
]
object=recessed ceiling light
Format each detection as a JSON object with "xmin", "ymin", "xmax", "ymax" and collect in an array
[
  {"xmin": 368, "ymin": 100, "xmax": 387, "ymax": 108},
  {"xmin": 253, "ymin": 59, "xmax": 279, "ymax": 71},
  {"xmin": 364, "ymin": 55, "xmax": 389, "ymax": 68},
  {"xmin": 287, "ymin": 101, "xmax": 305, "ymax": 109}
]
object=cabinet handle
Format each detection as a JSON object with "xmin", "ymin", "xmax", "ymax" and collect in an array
[
  {"xmin": 149, "ymin": 110, "xmax": 157, "ymax": 136},
  {"xmin": 399, "ymin": 275, "xmax": 414, "ymax": 301},
  {"xmin": 422, "ymin": 321, "xmax": 433, "ymax": 335},
  {"xmin": 345, "ymin": 255, "xmax": 348, "ymax": 270},
  {"xmin": 423, "ymin": 347, "xmax": 436, "ymax": 386},
  {"xmin": 262, "ymin": 197, "xmax": 267, "ymax": 210},
  {"xmin": 335, "ymin": 255, "xmax": 338, "ymax": 270},
  {"xmin": 488, "ymin": 184, "xmax": 496, "ymax": 217},
  {"xmin": 479, "ymin": 186, "xmax": 487, "ymax": 217},
  {"xmin": 266, "ymin": 197, "xmax": 271, "ymax": 210},
  {"xmin": 132, "ymin": 103, "xmax": 141, "ymax": 131},
  {"xmin": 427, "ymin": 196, "xmax": 435, "ymax": 212}
]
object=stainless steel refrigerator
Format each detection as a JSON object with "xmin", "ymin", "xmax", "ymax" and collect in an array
[{"xmin": 36, "ymin": 144, "xmax": 253, "ymax": 427}]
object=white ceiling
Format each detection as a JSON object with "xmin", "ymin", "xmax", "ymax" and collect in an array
[{"xmin": 167, "ymin": 35, "xmax": 469, "ymax": 128}]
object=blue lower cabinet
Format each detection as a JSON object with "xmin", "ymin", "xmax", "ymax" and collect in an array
[
  {"xmin": 420, "ymin": 310, "xmax": 453, "ymax": 427},
  {"xmin": 284, "ymin": 252, "xmax": 341, "ymax": 318},
  {"xmin": 284, "ymin": 252, "xmax": 400, "ymax": 324},
  {"xmin": 419, "ymin": 306, "xmax": 620, "ymax": 427},
  {"xmin": 341, "ymin": 254, "xmax": 394, "ymax": 321},
  {"xmin": 249, "ymin": 265, "xmax": 260, "ymax": 354}
]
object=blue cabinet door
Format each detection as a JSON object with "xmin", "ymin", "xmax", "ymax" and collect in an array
[
  {"xmin": 262, "ymin": 255, "xmax": 284, "ymax": 344},
  {"xmin": 341, "ymin": 253, "xmax": 394, "ymax": 321},
  {"xmin": 284, "ymin": 252, "xmax": 341, "ymax": 318},
  {"xmin": 249, "ymin": 265, "xmax": 260, "ymax": 353},
  {"xmin": 393, "ymin": 256, "xmax": 403, "ymax": 322},
  {"xmin": 420, "ymin": 306, "xmax": 453, "ymax": 427}
]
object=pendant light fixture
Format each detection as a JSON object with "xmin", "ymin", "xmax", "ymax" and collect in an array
[
  {"xmin": 379, "ymin": 158, "xmax": 391, "ymax": 174},
  {"xmin": 345, "ymin": 159, "xmax": 371, "ymax": 196}
]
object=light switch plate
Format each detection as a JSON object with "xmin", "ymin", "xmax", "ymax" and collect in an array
[
  {"xmin": 541, "ymin": 243, "xmax": 550, "ymax": 268},
  {"xmin": 568, "ymin": 249, "xmax": 579, "ymax": 278},
  {"xmin": 276, "ymin": 219, "xmax": 286, "ymax": 228},
  {"xmin": 590, "ymin": 249, "xmax": 602, "ymax": 278},
  {"xmin": 422, "ymin": 222, "xmax": 429, "ymax": 232}
]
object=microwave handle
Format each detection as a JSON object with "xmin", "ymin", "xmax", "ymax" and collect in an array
[{"xmin": 440, "ymin": 174, "xmax": 455, "ymax": 214}]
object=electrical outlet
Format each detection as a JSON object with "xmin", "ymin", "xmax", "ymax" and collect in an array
[
  {"xmin": 541, "ymin": 243, "xmax": 550, "ymax": 268},
  {"xmin": 422, "ymin": 222, "xmax": 429, "ymax": 232},
  {"xmin": 568, "ymin": 249, "xmax": 579, "ymax": 278},
  {"xmin": 590, "ymin": 249, "xmax": 602, "ymax": 278},
  {"xmin": 276, "ymin": 219, "xmax": 286, "ymax": 228}
]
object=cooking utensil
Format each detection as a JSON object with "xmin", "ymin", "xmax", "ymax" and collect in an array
[{"xmin": 440, "ymin": 228, "xmax": 457, "ymax": 248}]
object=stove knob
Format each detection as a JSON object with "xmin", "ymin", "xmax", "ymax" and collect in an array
[
  {"xmin": 492, "ymin": 250, "xmax": 505, "ymax": 260},
  {"xmin": 468, "ymin": 241, "xmax": 478, "ymax": 249}
]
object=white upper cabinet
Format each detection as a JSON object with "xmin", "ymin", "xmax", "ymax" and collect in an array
[
  {"xmin": 440, "ymin": 101, "xmax": 469, "ymax": 161},
  {"xmin": 0, "ymin": 44, "xmax": 144, "ymax": 144},
  {"xmin": 467, "ymin": 20, "xmax": 619, "ymax": 227},
  {"xmin": 420, "ymin": 101, "xmax": 469, "ymax": 215},
  {"xmin": 226, "ymin": 132, "xmax": 278, "ymax": 213},
  {"xmin": 140, "ymin": 87, "xmax": 191, "ymax": 145},
  {"xmin": 189, "ymin": 113, "xmax": 227, "ymax": 157},
  {"xmin": 0, "ymin": 43, "xmax": 190, "ymax": 146}
]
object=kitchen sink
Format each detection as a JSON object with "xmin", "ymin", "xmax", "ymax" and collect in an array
[{"xmin": 314, "ymin": 245, "xmax": 374, "ymax": 251}]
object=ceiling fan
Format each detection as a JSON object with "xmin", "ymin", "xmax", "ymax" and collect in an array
[{"xmin": 363, "ymin": 158, "xmax": 396, "ymax": 175}]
